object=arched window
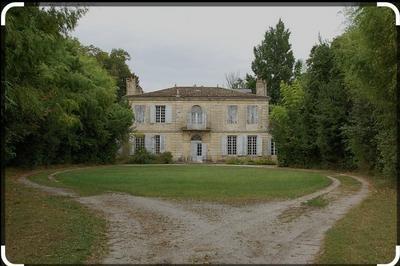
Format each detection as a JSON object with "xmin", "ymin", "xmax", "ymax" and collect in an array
[{"xmin": 191, "ymin": 105, "xmax": 203, "ymax": 124}]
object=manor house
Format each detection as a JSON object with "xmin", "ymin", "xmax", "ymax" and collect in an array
[{"xmin": 125, "ymin": 77, "xmax": 276, "ymax": 162}]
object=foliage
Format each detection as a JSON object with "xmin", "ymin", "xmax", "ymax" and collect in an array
[
  {"xmin": 154, "ymin": 151, "xmax": 173, "ymax": 164},
  {"xmin": 335, "ymin": 7, "xmax": 397, "ymax": 177},
  {"xmin": 269, "ymin": 7, "xmax": 396, "ymax": 178},
  {"xmin": 83, "ymin": 45, "xmax": 139, "ymax": 101},
  {"xmin": 225, "ymin": 156, "xmax": 276, "ymax": 165},
  {"xmin": 128, "ymin": 150, "xmax": 173, "ymax": 164},
  {"xmin": 4, "ymin": 6, "xmax": 134, "ymax": 166},
  {"xmin": 251, "ymin": 19, "xmax": 295, "ymax": 104}
]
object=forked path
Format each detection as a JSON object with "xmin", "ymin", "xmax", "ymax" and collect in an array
[{"xmin": 19, "ymin": 169, "xmax": 369, "ymax": 264}]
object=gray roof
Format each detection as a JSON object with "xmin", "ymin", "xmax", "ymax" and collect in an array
[{"xmin": 129, "ymin": 86, "xmax": 267, "ymax": 99}]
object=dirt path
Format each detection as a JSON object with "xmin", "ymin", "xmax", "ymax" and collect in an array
[{"xmin": 19, "ymin": 169, "xmax": 369, "ymax": 264}]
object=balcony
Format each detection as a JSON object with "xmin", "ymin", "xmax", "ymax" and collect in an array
[{"xmin": 182, "ymin": 112, "xmax": 210, "ymax": 131}]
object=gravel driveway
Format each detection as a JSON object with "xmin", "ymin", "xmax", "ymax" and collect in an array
[{"xmin": 19, "ymin": 168, "xmax": 369, "ymax": 264}]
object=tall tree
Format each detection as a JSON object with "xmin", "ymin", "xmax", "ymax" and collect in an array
[
  {"xmin": 4, "ymin": 6, "xmax": 133, "ymax": 166},
  {"xmin": 83, "ymin": 45, "xmax": 134, "ymax": 101},
  {"xmin": 251, "ymin": 19, "xmax": 295, "ymax": 104}
]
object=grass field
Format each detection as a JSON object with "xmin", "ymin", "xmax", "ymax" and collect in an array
[
  {"xmin": 317, "ymin": 174, "xmax": 397, "ymax": 264},
  {"xmin": 5, "ymin": 168, "xmax": 107, "ymax": 264},
  {"xmin": 30, "ymin": 165, "xmax": 331, "ymax": 203}
]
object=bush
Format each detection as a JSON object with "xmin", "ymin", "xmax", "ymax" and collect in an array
[
  {"xmin": 154, "ymin": 152, "xmax": 173, "ymax": 164},
  {"xmin": 128, "ymin": 149, "xmax": 155, "ymax": 164},
  {"xmin": 128, "ymin": 150, "xmax": 173, "ymax": 164},
  {"xmin": 225, "ymin": 156, "xmax": 276, "ymax": 165}
]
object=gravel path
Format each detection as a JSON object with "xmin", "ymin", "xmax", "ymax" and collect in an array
[{"xmin": 19, "ymin": 169, "xmax": 369, "ymax": 264}]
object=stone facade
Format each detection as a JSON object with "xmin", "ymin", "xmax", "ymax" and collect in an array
[{"xmin": 125, "ymin": 80, "xmax": 277, "ymax": 162}]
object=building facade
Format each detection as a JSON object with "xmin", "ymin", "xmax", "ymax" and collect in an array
[{"xmin": 125, "ymin": 77, "xmax": 276, "ymax": 162}]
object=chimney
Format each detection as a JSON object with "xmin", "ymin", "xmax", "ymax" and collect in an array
[
  {"xmin": 256, "ymin": 79, "xmax": 267, "ymax": 96},
  {"xmin": 126, "ymin": 76, "xmax": 143, "ymax": 96}
]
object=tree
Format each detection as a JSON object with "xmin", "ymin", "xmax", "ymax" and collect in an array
[
  {"xmin": 251, "ymin": 19, "xmax": 295, "ymax": 104},
  {"xmin": 83, "ymin": 45, "xmax": 134, "ymax": 101},
  {"xmin": 4, "ymin": 6, "xmax": 133, "ymax": 166},
  {"xmin": 335, "ymin": 7, "xmax": 397, "ymax": 177}
]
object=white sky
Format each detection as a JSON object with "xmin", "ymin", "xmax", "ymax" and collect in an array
[{"xmin": 71, "ymin": 5, "xmax": 348, "ymax": 92}]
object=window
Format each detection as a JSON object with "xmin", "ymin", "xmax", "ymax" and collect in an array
[
  {"xmin": 134, "ymin": 105, "xmax": 145, "ymax": 123},
  {"xmin": 135, "ymin": 136, "xmax": 145, "ymax": 152},
  {"xmin": 227, "ymin": 135, "xmax": 237, "ymax": 155},
  {"xmin": 155, "ymin": 105, "xmax": 166, "ymax": 123},
  {"xmin": 227, "ymin": 105, "xmax": 238, "ymax": 124},
  {"xmin": 196, "ymin": 143, "xmax": 202, "ymax": 156},
  {"xmin": 247, "ymin": 105, "xmax": 258, "ymax": 124},
  {"xmin": 154, "ymin": 135, "xmax": 161, "ymax": 154},
  {"xmin": 247, "ymin": 135, "xmax": 257, "ymax": 155},
  {"xmin": 191, "ymin": 105, "xmax": 203, "ymax": 124},
  {"xmin": 271, "ymin": 140, "xmax": 277, "ymax": 155}
]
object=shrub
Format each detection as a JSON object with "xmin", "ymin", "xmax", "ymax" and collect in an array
[
  {"xmin": 128, "ymin": 150, "xmax": 173, "ymax": 164},
  {"xmin": 154, "ymin": 152, "xmax": 173, "ymax": 164},
  {"xmin": 224, "ymin": 156, "xmax": 276, "ymax": 165},
  {"xmin": 128, "ymin": 149, "xmax": 155, "ymax": 164}
]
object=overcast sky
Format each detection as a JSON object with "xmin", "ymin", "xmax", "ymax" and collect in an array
[{"xmin": 71, "ymin": 5, "xmax": 348, "ymax": 92}]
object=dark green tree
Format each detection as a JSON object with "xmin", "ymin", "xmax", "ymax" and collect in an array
[{"xmin": 251, "ymin": 19, "xmax": 295, "ymax": 104}]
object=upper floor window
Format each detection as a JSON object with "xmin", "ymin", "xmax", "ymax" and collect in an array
[
  {"xmin": 227, "ymin": 105, "xmax": 238, "ymax": 124},
  {"xmin": 191, "ymin": 105, "xmax": 203, "ymax": 124},
  {"xmin": 134, "ymin": 105, "xmax": 145, "ymax": 123},
  {"xmin": 247, "ymin": 135, "xmax": 257, "ymax": 155},
  {"xmin": 155, "ymin": 105, "xmax": 166, "ymax": 123},
  {"xmin": 247, "ymin": 105, "xmax": 258, "ymax": 124},
  {"xmin": 227, "ymin": 135, "xmax": 237, "ymax": 155}
]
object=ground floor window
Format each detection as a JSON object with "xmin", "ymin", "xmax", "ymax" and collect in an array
[
  {"xmin": 154, "ymin": 135, "xmax": 161, "ymax": 154},
  {"xmin": 271, "ymin": 139, "xmax": 277, "ymax": 155},
  {"xmin": 135, "ymin": 136, "xmax": 145, "ymax": 152},
  {"xmin": 247, "ymin": 135, "xmax": 257, "ymax": 155},
  {"xmin": 227, "ymin": 135, "xmax": 237, "ymax": 155}
]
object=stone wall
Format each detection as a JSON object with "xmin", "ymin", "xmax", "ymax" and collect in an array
[{"xmin": 127, "ymin": 97, "xmax": 275, "ymax": 162}]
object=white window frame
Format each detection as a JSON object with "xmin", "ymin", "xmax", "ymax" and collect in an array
[
  {"xmin": 135, "ymin": 136, "xmax": 145, "ymax": 152},
  {"xmin": 154, "ymin": 135, "xmax": 161, "ymax": 154},
  {"xmin": 155, "ymin": 105, "xmax": 166, "ymax": 123},
  {"xmin": 227, "ymin": 135, "xmax": 237, "ymax": 155},
  {"xmin": 247, "ymin": 135, "xmax": 257, "ymax": 155}
]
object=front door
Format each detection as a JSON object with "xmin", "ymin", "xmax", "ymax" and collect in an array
[{"xmin": 191, "ymin": 141, "xmax": 203, "ymax": 162}]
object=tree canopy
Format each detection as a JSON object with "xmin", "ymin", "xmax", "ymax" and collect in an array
[
  {"xmin": 4, "ymin": 6, "xmax": 134, "ymax": 166},
  {"xmin": 251, "ymin": 19, "xmax": 295, "ymax": 104}
]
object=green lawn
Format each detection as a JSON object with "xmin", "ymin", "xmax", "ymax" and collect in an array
[
  {"xmin": 317, "ymin": 174, "xmax": 396, "ymax": 264},
  {"xmin": 5, "ymin": 168, "xmax": 107, "ymax": 264},
  {"xmin": 30, "ymin": 165, "xmax": 331, "ymax": 203}
]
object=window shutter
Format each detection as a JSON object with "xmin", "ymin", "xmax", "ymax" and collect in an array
[
  {"xmin": 257, "ymin": 135, "xmax": 263, "ymax": 156},
  {"xmin": 243, "ymin": 135, "xmax": 248, "ymax": 155},
  {"xmin": 191, "ymin": 142, "xmax": 197, "ymax": 161},
  {"xmin": 160, "ymin": 135, "xmax": 166, "ymax": 153},
  {"xmin": 237, "ymin": 135, "xmax": 243, "ymax": 155},
  {"xmin": 246, "ymin": 106, "xmax": 250, "ymax": 124},
  {"xmin": 166, "ymin": 105, "xmax": 172, "ymax": 123},
  {"xmin": 150, "ymin": 105, "xmax": 155, "ymax": 123},
  {"xmin": 255, "ymin": 106, "xmax": 259, "ymax": 124},
  {"xmin": 202, "ymin": 143, "xmax": 207, "ymax": 161},
  {"xmin": 221, "ymin": 135, "xmax": 227, "ymax": 155},
  {"xmin": 145, "ymin": 134, "xmax": 153, "ymax": 153},
  {"xmin": 130, "ymin": 136, "xmax": 135, "ymax": 155}
]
